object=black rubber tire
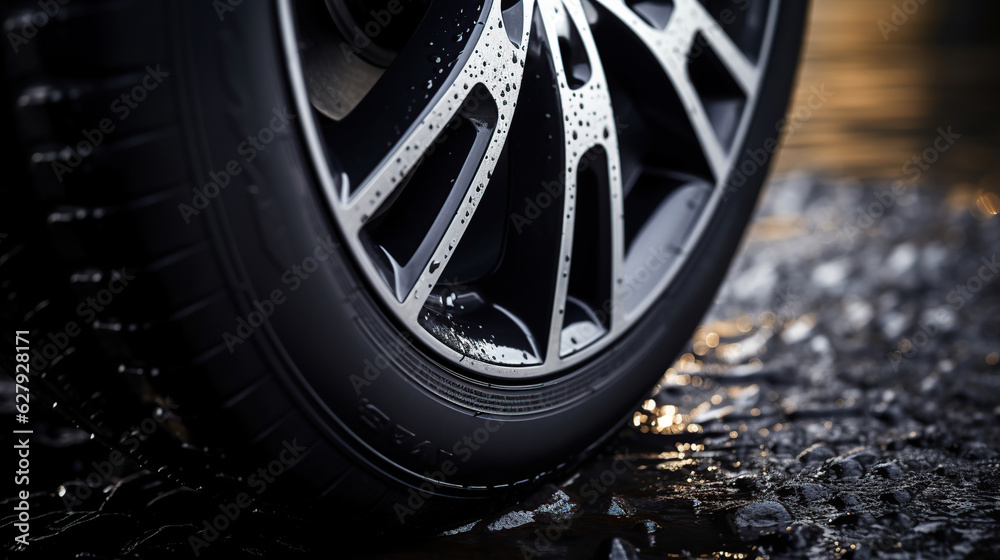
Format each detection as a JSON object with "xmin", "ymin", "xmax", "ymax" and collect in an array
[{"xmin": 0, "ymin": 0, "xmax": 808, "ymax": 529}]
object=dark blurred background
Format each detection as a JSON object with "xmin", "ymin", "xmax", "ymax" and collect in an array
[{"xmin": 776, "ymin": 0, "xmax": 1000, "ymax": 197}]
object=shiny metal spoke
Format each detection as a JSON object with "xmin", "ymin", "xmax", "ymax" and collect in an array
[
  {"xmin": 284, "ymin": 0, "xmax": 534, "ymax": 310},
  {"xmin": 686, "ymin": 0, "xmax": 759, "ymax": 94},
  {"xmin": 536, "ymin": 0, "xmax": 625, "ymax": 364},
  {"xmin": 590, "ymin": 0, "xmax": 764, "ymax": 180},
  {"xmin": 341, "ymin": 4, "xmax": 532, "ymax": 235},
  {"xmin": 391, "ymin": 2, "xmax": 535, "ymax": 321}
]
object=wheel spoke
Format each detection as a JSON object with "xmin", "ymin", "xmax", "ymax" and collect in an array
[
  {"xmin": 589, "ymin": 0, "xmax": 762, "ymax": 180},
  {"xmin": 297, "ymin": 1, "xmax": 481, "ymax": 203},
  {"xmin": 535, "ymin": 0, "xmax": 625, "ymax": 363},
  {"xmin": 684, "ymin": 0, "xmax": 759, "ymax": 94},
  {"xmin": 394, "ymin": 1, "xmax": 536, "ymax": 320},
  {"xmin": 337, "ymin": 1, "xmax": 518, "ymax": 231}
]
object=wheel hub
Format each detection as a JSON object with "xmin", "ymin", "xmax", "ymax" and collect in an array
[{"xmin": 280, "ymin": 0, "xmax": 780, "ymax": 379}]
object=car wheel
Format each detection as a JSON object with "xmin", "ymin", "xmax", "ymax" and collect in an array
[{"xmin": 0, "ymin": 0, "xmax": 808, "ymax": 527}]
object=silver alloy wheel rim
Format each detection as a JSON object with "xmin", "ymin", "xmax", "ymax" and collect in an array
[{"xmin": 279, "ymin": 0, "xmax": 781, "ymax": 379}]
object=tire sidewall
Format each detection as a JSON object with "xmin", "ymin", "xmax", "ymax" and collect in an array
[{"xmin": 177, "ymin": 0, "xmax": 808, "ymax": 498}]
